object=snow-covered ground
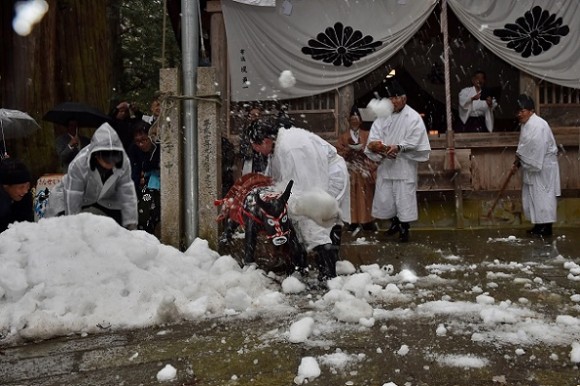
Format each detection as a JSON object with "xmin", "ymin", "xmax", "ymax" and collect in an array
[{"xmin": 1, "ymin": 214, "xmax": 579, "ymax": 385}]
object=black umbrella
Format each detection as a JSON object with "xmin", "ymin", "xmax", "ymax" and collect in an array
[{"xmin": 43, "ymin": 102, "xmax": 111, "ymax": 128}]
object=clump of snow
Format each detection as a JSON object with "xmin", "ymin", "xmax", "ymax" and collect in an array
[
  {"xmin": 556, "ymin": 315, "xmax": 580, "ymax": 326},
  {"xmin": 397, "ymin": 344, "xmax": 409, "ymax": 356},
  {"xmin": 12, "ymin": 0, "xmax": 48, "ymax": 36},
  {"xmin": 437, "ymin": 354, "xmax": 489, "ymax": 368},
  {"xmin": 288, "ymin": 189, "xmax": 340, "ymax": 228},
  {"xmin": 333, "ymin": 298, "xmax": 373, "ymax": 323},
  {"xmin": 318, "ymin": 350, "xmax": 365, "ymax": 373},
  {"xmin": 571, "ymin": 294, "xmax": 580, "ymax": 302},
  {"xmin": 336, "ymin": 260, "xmax": 356, "ymax": 275},
  {"xmin": 397, "ymin": 269, "xmax": 418, "ymax": 283},
  {"xmin": 282, "ymin": 276, "xmax": 307, "ymax": 294},
  {"xmin": 156, "ymin": 364, "xmax": 177, "ymax": 381},
  {"xmin": 570, "ymin": 342, "xmax": 580, "ymax": 363},
  {"xmin": 294, "ymin": 356, "xmax": 321, "ymax": 384},
  {"xmin": 288, "ymin": 317, "xmax": 315, "ymax": 343},
  {"xmin": 279, "ymin": 70, "xmax": 296, "ymax": 89},
  {"xmin": 436, "ymin": 323, "xmax": 447, "ymax": 336},
  {"xmin": 476, "ymin": 294, "xmax": 495, "ymax": 305},
  {"xmin": 352, "ymin": 237, "xmax": 373, "ymax": 245}
]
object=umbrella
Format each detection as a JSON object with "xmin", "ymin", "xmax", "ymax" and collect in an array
[
  {"xmin": 43, "ymin": 102, "xmax": 111, "ymax": 128},
  {"xmin": 0, "ymin": 108, "xmax": 41, "ymax": 140}
]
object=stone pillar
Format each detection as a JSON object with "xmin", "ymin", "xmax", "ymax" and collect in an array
[
  {"xmin": 197, "ymin": 67, "xmax": 221, "ymax": 249},
  {"xmin": 159, "ymin": 68, "xmax": 183, "ymax": 249}
]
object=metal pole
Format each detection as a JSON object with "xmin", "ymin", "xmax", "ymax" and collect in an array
[
  {"xmin": 181, "ymin": 0, "xmax": 199, "ymax": 246},
  {"xmin": 441, "ymin": 0, "xmax": 464, "ymax": 228}
]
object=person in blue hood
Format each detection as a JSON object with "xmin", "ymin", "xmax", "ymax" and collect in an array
[{"xmin": 46, "ymin": 123, "xmax": 138, "ymax": 229}]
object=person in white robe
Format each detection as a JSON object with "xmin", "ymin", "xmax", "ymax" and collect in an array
[
  {"xmin": 249, "ymin": 119, "xmax": 349, "ymax": 282},
  {"xmin": 512, "ymin": 94, "xmax": 560, "ymax": 236},
  {"xmin": 365, "ymin": 78, "xmax": 431, "ymax": 242},
  {"xmin": 458, "ymin": 70, "xmax": 497, "ymax": 133}
]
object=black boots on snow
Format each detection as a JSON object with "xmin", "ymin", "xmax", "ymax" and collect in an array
[
  {"xmin": 385, "ymin": 216, "xmax": 410, "ymax": 242},
  {"xmin": 314, "ymin": 244, "xmax": 338, "ymax": 282},
  {"xmin": 527, "ymin": 223, "xmax": 553, "ymax": 237}
]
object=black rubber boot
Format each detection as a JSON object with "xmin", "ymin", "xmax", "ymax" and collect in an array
[
  {"xmin": 531, "ymin": 223, "xmax": 553, "ymax": 236},
  {"xmin": 385, "ymin": 216, "xmax": 401, "ymax": 236},
  {"xmin": 330, "ymin": 224, "xmax": 343, "ymax": 246},
  {"xmin": 314, "ymin": 244, "xmax": 338, "ymax": 282},
  {"xmin": 399, "ymin": 222, "xmax": 410, "ymax": 242},
  {"xmin": 526, "ymin": 224, "xmax": 540, "ymax": 235}
]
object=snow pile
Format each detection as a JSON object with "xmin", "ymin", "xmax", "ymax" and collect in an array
[{"xmin": 0, "ymin": 214, "xmax": 290, "ymax": 341}]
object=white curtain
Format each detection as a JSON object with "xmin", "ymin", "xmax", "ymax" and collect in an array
[
  {"xmin": 448, "ymin": 0, "xmax": 580, "ymax": 89},
  {"xmin": 221, "ymin": 0, "xmax": 437, "ymax": 102}
]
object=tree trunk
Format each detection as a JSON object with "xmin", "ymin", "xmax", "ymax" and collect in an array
[{"xmin": 0, "ymin": 0, "xmax": 114, "ymax": 178}]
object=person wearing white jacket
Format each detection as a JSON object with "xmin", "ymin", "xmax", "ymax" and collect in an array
[
  {"xmin": 457, "ymin": 70, "xmax": 498, "ymax": 133},
  {"xmin": 249, "ymin": 119, "xmax": 349, "ymax": 282},
  {"xmin": 512, "ymin": 94, "xmax": 560, "ymax": 237},
  {"xmin": 365, "ymin": 78, "xmax": 431, "ymax": 242},
  {"xmin": 46, "ymin": 123, "xmax": 138, "ymax": 229}
]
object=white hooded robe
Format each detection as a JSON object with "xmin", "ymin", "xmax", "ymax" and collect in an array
[{"xmin": 46, "ymin": 123, "xmax": 138, "ymax": 226}]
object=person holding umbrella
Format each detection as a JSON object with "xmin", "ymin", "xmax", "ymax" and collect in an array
[
  {"xmin": 0, "ymin": 158, "xmax": 34, "ymax": 233},
  {"xmin": 45, "ymin": 122, "xmax": 138, "ymax": 229},
  {"xmin": 512, "ymin": 94, "xmax": 560, "ymax": 237},
  {"xmin": 54, "ymin": 119, "xmax": 90, "ymax": 172}
]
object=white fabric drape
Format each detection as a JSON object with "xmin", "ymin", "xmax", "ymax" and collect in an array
[
  {"xmin": 448, "ymin": 0, "xmax": 580, "ymax": 89},
  {"xmin": 222, "ymin": 0, "xmax": 437, "ymax": 102},
  {"xmin": 232, "ymin": 0, "xmax": 275, "ymax": 6}
]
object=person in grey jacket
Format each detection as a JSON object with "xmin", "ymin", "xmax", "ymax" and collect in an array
[{"xmin": 46, "ymin": 122, "xmax": 138, "ymax": 229}]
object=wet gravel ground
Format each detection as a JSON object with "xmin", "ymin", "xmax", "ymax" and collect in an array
[{"xmin": 1, "ymin": 228, "xmax": 579, "ymax": 386}]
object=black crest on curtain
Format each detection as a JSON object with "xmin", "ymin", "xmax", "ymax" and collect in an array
[
  {"xmin": 301, "ymin": 22, "xmax": 382, "ymax": 67},
  {"xmin": 493, "ymin": 6, "xmax": 569, "ymax": 58}
]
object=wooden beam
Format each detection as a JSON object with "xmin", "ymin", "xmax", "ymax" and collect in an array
[{"xmin": 206, "ymin": 0, "xmax": 222, "ymax": 13}]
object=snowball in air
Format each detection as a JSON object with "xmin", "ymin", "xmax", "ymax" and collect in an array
[{"xmin": 279, "ymin": 70, "xmax": 296, "ymax": 89}]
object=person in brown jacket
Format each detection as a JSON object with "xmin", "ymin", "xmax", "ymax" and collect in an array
[{"xmin": 336, "ymin": 107, "xmax": 378, "ymax": 232}]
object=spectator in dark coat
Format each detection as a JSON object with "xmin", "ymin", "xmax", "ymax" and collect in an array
[
  {"xmin": 0, "ymin": 158, "xmax": 34, "ymax": 233},
  {"xmin": 54, "ymin": 119, "xmax": 90, "ymax": 172},
  {"xmin": 109, "ymin": 101, "xmax": 143, "ymax": 152},
  {"xmin": 128, "ymin": 121, "xmax": 161, "ymax": 234}
]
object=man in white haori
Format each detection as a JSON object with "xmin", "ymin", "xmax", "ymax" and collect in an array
[
  {"xmin": 512, "ymin": 94, "xmax": 560, "ymax": 237},
  {"xmin": 458, "ymin": 70, "xmax": 497, "ymax": 133},
  {"xmin": 365, "ymin": 79, "xmax": 431, "ymax": 242},
  {"xmin": 249, "ymin": 119, "xmax": 350, "ymax": 282}
]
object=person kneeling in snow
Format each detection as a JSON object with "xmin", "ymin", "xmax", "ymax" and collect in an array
[
  {"xmin": 248, "ymin": 118, "xmax": 350, "ymax": 282},
  {"xmin": 46, "ymin": 123, "xmax": 138, "ymax": 229}
]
